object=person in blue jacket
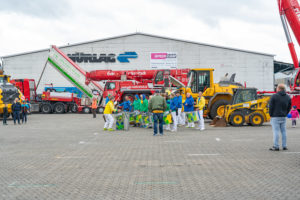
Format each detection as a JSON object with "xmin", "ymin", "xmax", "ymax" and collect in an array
[
  {"xmin": 119, "ymin": 96, "xmax": 131, "ymax": 112},
  {"xmin": 21, "ymin": 100, "xmax": 30, "ymax": 124},
  {"xmin": 170, "ymin": 93, "xmax": 178, "ymax": 132},
  {"xmin": 184, "ymin": 93, "xmax": 195, "ymax": 128},
  {"xmin": 175, "ymin": 91, "xmax": 185, "ymax": 126}
]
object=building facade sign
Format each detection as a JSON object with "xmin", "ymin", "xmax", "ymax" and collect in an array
[
  {"xmin": 67, "ymin": 52, "xmax": 138, "ymax": 63},
  {"xmin": 150, "ymin": 52, "xmax": 177, "ymax": 69}
]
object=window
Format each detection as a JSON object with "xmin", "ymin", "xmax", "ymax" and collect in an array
[
  {"xmin": 234, "ymin": 90, "xmax": 257, "ymax": 104},
  {"xmin": 106, "ymin": 82, "xmax": 116, "ymax": 90},
  {"xmin": 155, "ymin": 71, "xmax": 164, "ymax": 84},
  {"xmin": 187, "ymin": 71, "xmax": 210, "ymax": 93},
  {"xmin": 198, "ymin": 71, "xmax": 210, "ymax": 92}
]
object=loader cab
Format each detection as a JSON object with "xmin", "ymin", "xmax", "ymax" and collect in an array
[
  {"xmin": 187, "ymin": 69, "xmax": 213, "ymax": 93},
  {"xmin": 231, "ymin": 88, "xmax": 257, "ymax": 105},
  {"xmin": 291, "ymin": 68, "xmax": 300, "ymax": 90}
]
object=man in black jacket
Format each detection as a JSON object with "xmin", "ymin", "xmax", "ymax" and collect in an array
[
  {"xmin": 12, "ymin": 98, "xmax": 22, "ymax": 125},
  {"xmin": 269, "ymin": 84, "xmax": 291, "ymax": 151}
]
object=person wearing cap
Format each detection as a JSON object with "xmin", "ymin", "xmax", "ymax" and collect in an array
[
  {"xmin": 105, "ymin": 94, "xmax": 112, "ymax": 105},
  {"xmin": 163, "ymin": 93, "xmax": 172, "ymax": 131},
  {"xmin": 133, "ymin": 94, "xmax": 141, "ymax": 127},
  {"xmin": 148, "ymin": 90, "xmax": 167, "ymax": 135},
  {"xmin": 140, "ymin": 94, "xmax": 149, "ymax": 128},
  {"xmin": 21, "ymin": 100, "xmax": 30, "ymax": 124},
  {"xmin": 289, "ymin": 105, "xmax": 299, "ymax": 128},
  {"xmin": 196, "ymin": 91, "xmax": 205, "ymax": 131},
  {"xmin": 175, "ymin": 91, "xmax": 185, "ymax": 126},
  {"xmin": 103, "ymin": 96, "xmax": 116, "ymax": 131},
  {"xmin": 91, "ymin": 97, "xmax": 98, "ymax": 118},
  {"xmin": 170, "ymin": 93, "xmax": 178, "ymax": 132},
  {"xmin": 184, "ymin": 93, "xmax": 195, "ymax": 128}
]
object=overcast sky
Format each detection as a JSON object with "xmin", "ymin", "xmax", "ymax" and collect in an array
[{"xmin": 0, "ymin": 0, "xmax": 296, "ymax": 63}]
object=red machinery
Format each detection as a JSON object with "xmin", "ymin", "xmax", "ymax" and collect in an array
[
  {"xmin": 277, "ymin": 0, "xmax": 300, "ymax": 109},
  {"xmin": 10, "ymin": 79, "xmax": 80, "ymax": 113},
  {"xmin": 86, "ymin": 69, "xmax": 190, "ymax": 87},
  {"xmin": 87, "ymin": 69, "xmax": 190, "ymax": 102}
]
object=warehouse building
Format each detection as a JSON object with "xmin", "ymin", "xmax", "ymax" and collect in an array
[{"xmin": 1, "ymin": 32, "xmax": 274, "ymax": 92}]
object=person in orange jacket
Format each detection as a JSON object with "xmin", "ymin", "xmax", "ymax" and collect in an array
[{"xmin": 91, "ymin": 97, "xmax": 98, "ymax": 118}]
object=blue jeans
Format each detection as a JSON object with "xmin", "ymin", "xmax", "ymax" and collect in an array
[
  {"xmin": 271, "ymin": 117, "xmax": 287, "ymax": 148},
  {"xmin": 13, "ymin": 111, "xmax": 20, "ymax": 124},
  {"xmin": 153, "ymin": 113, "xmax": 163, "ymax": 135},
  {"xmin": 22, "ymin": 112, "xmax": 27, "ymax": 123}
]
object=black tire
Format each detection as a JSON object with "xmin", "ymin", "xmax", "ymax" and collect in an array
[
  {"xmin": 97, "ymin": 107, "xmax": 104, "ymax": 114},
  {"xmin": 82, "ymin": 107, "xmax": 91, "ymax": 114},
  {"xmin": 41, "ymin": 103, "xmax": 52, "ymax": 114},
  {"xmin": 54, "ymin": 103, "xmax": 65, "ymax": 114},
  {"xmin": 229, "ymin": 111, "xmax": 245, "ymax": 126},
  {"xmin": 70, "ymin": 104, "xmax": 78, "ymax": 113},
  {"xmin": 249, "ymin": 112, "xmax": 264, "ymax": 126},
  {"xmin": 209, "ymin": 99, "xmax": 230, "ymax": 119}
]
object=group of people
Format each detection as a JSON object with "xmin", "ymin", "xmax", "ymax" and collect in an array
[
  {"xmin": 101, "ymin": 90, "xmax": 206, "ymax": 136},
  {"xmin": 2, "ymin": 98, "xmax": 30, "ymax": 125}
]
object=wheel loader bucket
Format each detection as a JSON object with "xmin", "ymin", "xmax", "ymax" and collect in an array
[{"xmin": 210, "ymin": 116, "xmax": 227, "ymax": 127}]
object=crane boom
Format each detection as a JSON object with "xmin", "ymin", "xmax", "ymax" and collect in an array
[
  {"xmin": 278, "ymin": 0, "xmax": 300, "ymax": 69},
  {"xmin": 48, "ymin": 46, "xmax": 103, "ymax": 99}
]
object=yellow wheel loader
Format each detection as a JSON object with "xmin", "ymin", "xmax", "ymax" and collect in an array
[
  {"xmin": 0, "ymin": 73, "xmax": 23, "ymax": 118},
  {"xmin": 223, "ymin": 88, "xmax": 270, "ymax": 126},
  {"xmin": 171, "ymin": 69, "xmax": 243, "ymax": 119}
]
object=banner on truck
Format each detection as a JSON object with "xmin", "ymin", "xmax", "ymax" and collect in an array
[{"xmin": 150, "ymin": 52, "xmax": 177, "ymax": 69}]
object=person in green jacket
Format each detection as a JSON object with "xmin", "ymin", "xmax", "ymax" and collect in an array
[
  {"xmin": 132, "ymin": 94, "xmax": 141, "ymax": 127},
  {"xmin": 133, "ymin": 94, "xmax": 141, "ymax": 111},
  {"xmin": 140, "ymin": 94, "xmax": 149, "ymax": 128}
]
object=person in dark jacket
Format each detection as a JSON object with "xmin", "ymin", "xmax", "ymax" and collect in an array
[
  {"xmin": 269, "ymin": 84, "xmax": 292, "ymax": 151},
  {"xmin": 148, "ymin": 91, "xmax": 167, "ymax": 135},
  {"xmin": 3, "ymin": 103, "xmax": 8, "ymax": 125},
  {"xmin": 12, "ymin": 98, "xmax": 22, "ymax": 125}
]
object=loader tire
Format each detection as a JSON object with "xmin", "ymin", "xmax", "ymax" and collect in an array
[
  {"xmin": 41, "ymin": 103, "xmax": 52, "ymax": 114},
  {"xmin": 54, "ymin": 103, "xmax": 65, "ymax": 114},
  {"xmin": 209, "ymin": 100, "xmax": 230, "ymax": 119},
  {"xmin": 249, "ymin": 113, "xmax": 264, "ymax": 126},
  {"xmin": 229, "ymin": 111, "xmax": 245, "ymax": 126}
]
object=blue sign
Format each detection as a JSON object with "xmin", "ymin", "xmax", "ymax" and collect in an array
[{"xmin": 117, "ymin": 52, "xmax": 138, "ymax": 63}]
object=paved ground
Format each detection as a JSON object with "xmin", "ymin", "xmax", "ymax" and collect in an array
[{"xmin": 1, "ymin": 114, "xmax": 300, "ymax": 200}]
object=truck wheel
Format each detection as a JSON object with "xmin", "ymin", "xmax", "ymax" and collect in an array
[
  {"xmin": 97, "ymin": 107, "xmax": 104, "ymax": 114},
  {"xmin": 82, "ymin": 107, "xmax": 91, "ymax": 114},
  {"xmin": 41, "ymin": 103, "xmax": 52, "ymax": 114},
  {"xmin": 249, "ymin": 113, "xmax": 264, "ymax": 126},
  {"xmin": 229, "ymin": 111, "xmax": 245, "ymax": 126},
  {"xmin": 54, "ymin": 103, "xmax": 65, "ymax": 114},
  {"xmin": 210, "ymin": 100, "xmax": 230, "ymax": 119},
  {"xmin": 70, "ymin": 104, "xmax": 78, "ymax": 113}
]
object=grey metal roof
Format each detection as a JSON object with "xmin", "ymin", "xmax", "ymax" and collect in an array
[{"xmin": 1, "ymin": 32, "xmax": 275, "ymax": 58}]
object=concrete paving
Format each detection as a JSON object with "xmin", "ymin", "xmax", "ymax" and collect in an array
[{"xmin": 1, "ymin": 114, "xmax": 300, "ymax": 200}]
